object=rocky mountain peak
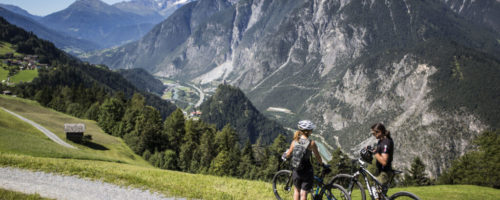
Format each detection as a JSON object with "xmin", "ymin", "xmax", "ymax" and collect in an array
[{"xmin": 71, "ymin": 0, "xmax": 110, "ymax": 8}]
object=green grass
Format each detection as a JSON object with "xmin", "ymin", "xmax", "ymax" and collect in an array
[
  {"xmin": 1, "ymin": 152, "xmax": 499, "ymax": 200},
  {"xmin": 162, "ymin": 90, "xmax": 173, "ymax": 99},
  {"xmin": 9, "ymin": 69, "xmax": 38, "ymax": 84},
  {"xmin": 0, "ymin": 68, "xmax": 7, "ymax": 82},
  {"xmin": 0, "ymin": 153, "xmax": 275, "ymax": 200},
  {"xmin": 0, "ymin": 188, "xmax": 52, "ymax": 200},
  {"xmin": 0, "ymin": 41, "xmax": 21, "ymax": 56},
  {"xmin": 0, "ymin": 95, "xmax": 150, "ymax": 167},
  {"xmin": 342, "ymin": 185, "xmax": 500, "ymax": 200}
]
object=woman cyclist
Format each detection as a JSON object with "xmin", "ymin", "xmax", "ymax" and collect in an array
[
  {"xmin": 370, "ymin": 123, "xmax": 394, "ymax": 186},
  {"xmin": 283, "ymin": 120, "xmax": 324, "ymax": 200}
]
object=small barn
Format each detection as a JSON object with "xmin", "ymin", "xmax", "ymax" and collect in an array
[
  {"xmin": 2, "ymin": 90, "xmax": 12, "ymax": 95},
  {"xmin": 64, "ymin": 123, "xmax": 85, "ymax": 143}
]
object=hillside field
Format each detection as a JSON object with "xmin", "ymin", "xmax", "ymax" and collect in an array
[{"xmin": 0, "ymin": 95, "xmax": 499, "ymax": 199}]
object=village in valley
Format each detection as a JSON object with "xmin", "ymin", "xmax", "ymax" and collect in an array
[
  {"xmin": 1, "ymin": 53, "xmax": 47, "ymax": 84},
  {"xmin": 0, "ymin": 41, "xmax": 47, "ymax": 87}
]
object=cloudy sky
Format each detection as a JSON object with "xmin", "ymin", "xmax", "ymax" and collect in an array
[{"xmin": 0, "ymin": 0, "xmax": 126, "ymax": 16}]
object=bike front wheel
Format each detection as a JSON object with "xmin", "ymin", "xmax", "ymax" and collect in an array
[
  {"xmin": 272, "ymin": 170, "xmax": 293, "ymax": 200},
  {"xmin": 318, "ymin": 183, "xmax": 351, "ymax": 200},
  {"xmin": 331, "ymin": 174, "xmax": 366, "ymax": 200},
  {"xmin": 389, "ymin": 191, "xmax": 420, "ymax": 200}
]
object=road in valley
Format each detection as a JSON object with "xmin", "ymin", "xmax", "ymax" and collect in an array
[{"xmin": 188, "ymin": 83, "xmax": 205, "ymax": 108}]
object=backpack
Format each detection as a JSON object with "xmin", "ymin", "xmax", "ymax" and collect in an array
[{"xmin": 291, "ymin": 138, "xmax": 310, "ymax": 170}]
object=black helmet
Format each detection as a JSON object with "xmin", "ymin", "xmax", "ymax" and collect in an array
[{"xmin": 360, "ymin": 148, "xmax": 373, "ymax": 163}]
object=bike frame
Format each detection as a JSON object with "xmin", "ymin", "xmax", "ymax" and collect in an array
[{"xmin": 351, "ymin": 159, "xmax": 390, "ymax": 200}]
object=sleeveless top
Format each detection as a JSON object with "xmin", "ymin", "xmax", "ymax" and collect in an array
[{"xmin": 293, "ymin": 138, "xmax": 313, "ymax": 176}]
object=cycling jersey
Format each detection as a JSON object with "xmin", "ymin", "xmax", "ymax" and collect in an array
[{"xmin": 375, "ymin": 137, "xmax": 394, "ymax": 172}]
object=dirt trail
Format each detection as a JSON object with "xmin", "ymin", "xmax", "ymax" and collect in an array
[{"xmin": 0, "ymin": 167, "xmax": 180, "ymax": 200}]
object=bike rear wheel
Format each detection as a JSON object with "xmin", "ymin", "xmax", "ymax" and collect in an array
[
  {"xmin": 331, "ymin": 174, "xmax": 366, "ymax": 200},
  {"xmin": 272, "ymin": 170, "xmax": 293, "ymax": 200},
  {"xmin": 318, "ymin": 183, "xmax": 351, "ymax": 200},
  {"xmin": 389, "ymin": 191, "xmax": 420, "ymax": 200}
]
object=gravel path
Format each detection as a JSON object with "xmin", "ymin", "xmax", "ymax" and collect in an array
[
  {"xmin": 1, "ymin": 107, "xmax": 76, "ymax": 149},
  {"xmin": 0, "ymin": 167, "xmax": 181, "ymax": 200}
]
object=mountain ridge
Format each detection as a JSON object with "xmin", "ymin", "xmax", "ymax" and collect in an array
[
  {"xmin": 0, "ymin": 7, "xmax": 100, "ymax": 54},
  {"xmin": 39, "ymin": 0, "xmax": 164, "ymax": 49}
]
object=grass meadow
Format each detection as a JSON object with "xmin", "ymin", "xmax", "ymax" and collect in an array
[
  {"xmin": 0, "ymin": 95, "xmax": 499, "ymax": 199},
  {"xmin": 0, "ymin": 95, "xmax": 149, "ymax": 166},
  {"xmin": 0, "ymin": 188, "xmax": 52, "ymax": 200},
  {"xmin": 0, "ymin": 41, "xmax": 21, "ymax": 56},
  {"xmin": 10, "ymin": 69, "xmax": 38, "ymax": 84},
  {"xmin": 0, "ymin": 68, "xmax": 7, "ymax": 82}
]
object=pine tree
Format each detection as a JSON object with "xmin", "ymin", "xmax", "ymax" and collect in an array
[
  {"xmin": 209, "ymin": 150, "xmax": 233, "ymax": 176},
  {"xmin": 438, "ymin": 130, "xmax": 500, "ymax": 188},
  {"xmin": 163, "ymin": 108, "xmax": 185, "ymax": 153},
  {"xmin": 215, "ymin": 124, "xmax": 238, "ymax": 153},
  {"xmin": 135, "ymin": 106, "xmax": 162, "ymax": 154},
  {"xmin": 405, "ymin": 156, "xmax": 431, "ymax": 186},
  {"xmin": 97, "ymin": 97, "xmax": 124, "ymax": 135},
  {"xmin": 120, "ymin": 93, "xmax": 145, "ymax": 137},
  {"xmin": 327, "ymin": 149, "xmax": 353, "ymax": 181},
  {"xmin": 84, "ymin": 102, "xmax": 101, "ymax": 121},
  {"xmin": 197, "ymin": 129, "xmax": 217, "ymax": 173},
  {"xmin": 163, "ymin": 150, "xmax": 178, "ymax": 170},
  {"xmin": 179, "ymin": 119, "xmax": 202, "ymax": 171}
]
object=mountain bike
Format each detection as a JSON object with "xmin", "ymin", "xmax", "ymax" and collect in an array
[
  {"xmin": 327, "ymin": 157, "xmax": 420, "ymax": 200},
  {"xmin": 272, "ymin": 159, "xmax": 350, "ymax": 200}
]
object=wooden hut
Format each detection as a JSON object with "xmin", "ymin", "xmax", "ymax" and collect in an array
[{"xmin": 64, "ymin": 123, "xmax": 85, "ymax": 143}]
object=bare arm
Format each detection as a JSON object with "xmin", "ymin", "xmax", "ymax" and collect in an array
[
  {"xmin": 285, "ymin": 141, "xmax": 295, "ymax": 158},
  {"xmin": 310, "ymin": 141, "xmax": 323, "ymax": 164},
  {"xmin": 375, "ymin": 153, "xmax": 389, "ymax": 166}
]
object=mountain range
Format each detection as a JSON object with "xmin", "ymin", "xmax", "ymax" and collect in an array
[
  {"xmin": 0, "ymin": 0, "xmax": 194, "ymax": 52},
  {"xmin": 86, "ymin": 0, "xmax": 500, "ymax": 177},
  {"xmin": 0, "ymin": 7, "xmax": 99, "ymax": 54}
]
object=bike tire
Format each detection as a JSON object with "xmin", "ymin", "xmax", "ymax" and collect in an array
[
  {"xmin": 389, "ymin": 191, "xmax": 420, "ymax": 200},
  {"xmin": 330, "ymin": 174, "xmax": 366, "ymax": 200},
  {"xmin": 318, "ymin": 183, "xmax": 351, "ymax": 200},
  {"xmin": 272, "ymin": 170, "xmax": 293, "ymax": 200}
]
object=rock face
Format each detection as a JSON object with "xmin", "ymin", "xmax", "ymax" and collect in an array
[{"xmin": 88, "ymin": 0, "xmax": 500, "ymax": 177}]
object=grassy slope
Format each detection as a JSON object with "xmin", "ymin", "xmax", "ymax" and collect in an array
[
  {"xmin": 0, "ymin": 41, "xmax": 21, "ymax": 56},
  {"xmin": 0, "ymin": 188, "xmax": 52, "ymax": 200},
  {"xmin": 0, "ymin": 95, "xmax": 499, "ymax": 199},
  {"xmin": 348, "ymin": 185, "xmax": 499, "ymax": 200},
  {"xmin": 10, "ymin": 69, "xmax": 38, "ymax": 84},
  {"xmin": 0, "ymin": 95, "xmax": 149, "ymax": 166},
  {"xmin": 0, "ymin": 68, "xmax": 7, "ymax": 82}
]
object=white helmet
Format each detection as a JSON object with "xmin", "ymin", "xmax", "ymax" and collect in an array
[{"xmin": 297, "ymin": 120, "xmax": 316, "ymax": 131}]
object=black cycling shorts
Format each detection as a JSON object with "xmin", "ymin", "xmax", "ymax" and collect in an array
[{"xmin": 292, "ymin": 170, "xmax": 313, "ymax": 191}]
